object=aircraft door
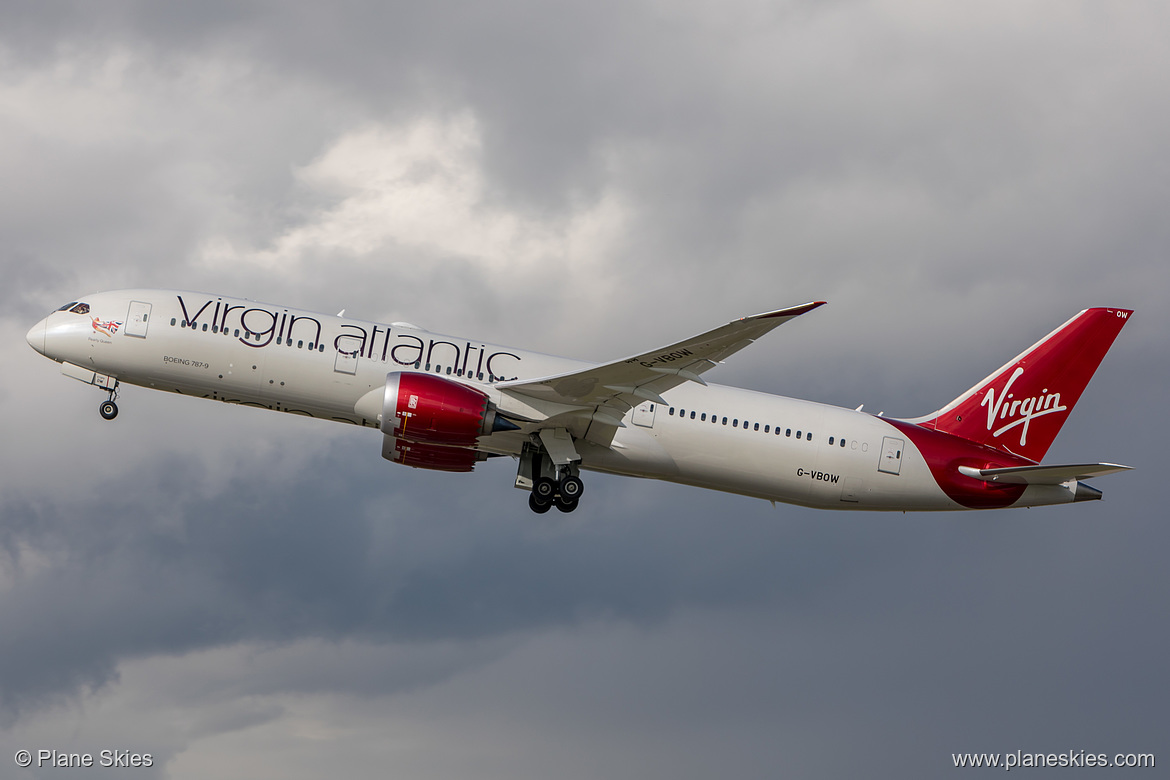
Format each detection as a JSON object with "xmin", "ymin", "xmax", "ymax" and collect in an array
[
  {"xmin": 334, "ymin": 335, "xmax": 361, "ymax": 375},
  {"xmin": 878, "ymin": 436, "xmax": 904, "ymax": 475},
  {"xmin": 125, "ymin": 301, "xmax": 152, "ymax": 338},
  {"xmin": 632, "ymin": 401, "xmax": 656, "ymax": 428}
]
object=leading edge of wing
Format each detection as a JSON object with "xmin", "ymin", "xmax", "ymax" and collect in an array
[{"xmin": 497, "ymin": 300, "xmax": 826, "ymax": 409}]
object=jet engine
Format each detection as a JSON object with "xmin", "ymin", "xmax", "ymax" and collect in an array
[{"xmin": 381, "ymin": 371, "xmax": 518, "ymax": 447}]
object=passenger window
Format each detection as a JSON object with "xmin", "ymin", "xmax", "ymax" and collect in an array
[
  {"xmin": 722, "ymin": 417, "xmax": 728, "ymax": 425},
  {"xmin": 829, "ymin": 437, "xmax": 835, "ymax": 445},
  {"xmin": 298, "ymin": 340, "xmax": 304, "ymax": 348},
  {"xmin": 786, "ymin": 429, "xmax": 791, "ymax": 437},
  {"xmin": 701, "ymin": 413, "xmax": 707, "ymax": 421},
  {"xmin": 840, "ymin": 438, "xmax": 846, "ymax": 447},
  {"xmin": 764, "ymin": 425, "xmax": 770, "ymax": 433},
  {"xmin": 796, "ymin": 431, "xmax": 802, "ymax": 439},
  {"xmin": 170, "ymin": 318, "xmax": 176, "ymax": 326},
  {"xmin": 669, "ymin": 407, "xmax": 675, "ymax": 416},
  {"xmin": 733, "ymin": 419, "xmax": 738, "ymax": 427},
  {"xmin": 690, "ymin": 411, "xmax": 696, "ymax": 419},
  {"xmin": 446, "ymin": 367, "xmax": 452, "ymax": 375},
  {"xmin": 807, "ymin": 434, "xmax": 813, "ymax": 442},
  {"xmin": 753, "ymin": 423, "xmax": 759, "ymax": 431}
]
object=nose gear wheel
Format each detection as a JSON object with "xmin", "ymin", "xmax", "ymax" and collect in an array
[{"xmin": 99, "ymin": 384, "xmax": 120, "ymax": 420}]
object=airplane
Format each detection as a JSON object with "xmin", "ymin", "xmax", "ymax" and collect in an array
[{"xmin": 25, "ymin": 290, "xmax": 1132, "ymax": 514}]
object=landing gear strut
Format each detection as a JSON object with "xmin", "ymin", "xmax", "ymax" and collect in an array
[
  {"xmin": 99, "ymin": 385, "xmax": 120, "ymax": 420},
  {"xmin": 518, "ymin": 439, "xmax": 584, "ymax": 513}
]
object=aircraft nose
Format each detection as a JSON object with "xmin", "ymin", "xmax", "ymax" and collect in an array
[{"xmin": 26, "ymin": 318, "xmax": 47, "ymax": 356}]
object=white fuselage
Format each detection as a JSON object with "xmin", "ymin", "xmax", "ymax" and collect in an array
[{"xmin": 28, "ymin": 289, "xmax": 1084, "ymax": 511}]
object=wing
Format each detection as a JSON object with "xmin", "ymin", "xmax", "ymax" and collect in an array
[{"xmin": 496, "ymin": 301, "xmax": 825, "ymax": 433}]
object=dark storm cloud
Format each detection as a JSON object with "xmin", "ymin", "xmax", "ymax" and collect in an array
[{"xmin": 0, "ymin": 433, "xmax": 837, "ymax": 722}]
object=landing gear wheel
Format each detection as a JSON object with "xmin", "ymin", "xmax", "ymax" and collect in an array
[
  {"xmin": 529, "ymin": 492, "xmax": 552, "ymax": 514},
  {"xmin": 554, "ymin": 494, "xmax": 580, "ymax": 513},
  {"xmin": 533, "ymin": 477, "xmax": 557, "ymax": 501},
  {"xmin": 558, "ymin": 475, "xmax": 584, "ymax": 500},
  {"xmin": 99, "ymin": 400, "xmax": 119, "ymax": 420}
]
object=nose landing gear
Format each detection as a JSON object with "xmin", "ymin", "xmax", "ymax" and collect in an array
[{"xmin": 99, "ymin": 385, "xmax": 120, "ymax": 420}]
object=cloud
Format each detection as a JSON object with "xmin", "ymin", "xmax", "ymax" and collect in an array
[{"xmin": 196, "ymin": 114, "xmax": 631, "ymax": 336}]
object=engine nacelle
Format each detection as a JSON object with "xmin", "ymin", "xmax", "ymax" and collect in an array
[
  {"xmin": 382, "ymin": 372, "xmax": 516, "ymax": 446},
  {"xmin": 383, "ymin": 436, "xmax": 487, "ymax": 472}
]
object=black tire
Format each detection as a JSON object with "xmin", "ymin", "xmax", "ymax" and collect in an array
[
  {"xmin": 554, "ymin": 494, "xmax": 579, "ymax": 513},
  {"xmin": 99, "ymin": 401, "xmax": 119, "ymax": 420},
  {"xmin": 558, "ymin": 475, "xmax": 584, "ymax": 499},
  {"xmin": 529, "ymin": 492, "xmax": 552, "ymax": 514},
  {"xmin": 533, "ymin": 476, "xmax": 557, "ymax": 501}
]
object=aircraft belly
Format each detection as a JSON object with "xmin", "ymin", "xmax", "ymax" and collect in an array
[{"xmin": 581, "ymin": 427, "xmax": 679, "ymax": 478}]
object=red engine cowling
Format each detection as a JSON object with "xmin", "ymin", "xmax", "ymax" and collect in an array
[
  {"xmin": 384, "ymin": 436, "xmax": 487, "ymax": 472},
  {"xmin": 382, "ymin": 372, "xmax": 515, "ymax": 447}
]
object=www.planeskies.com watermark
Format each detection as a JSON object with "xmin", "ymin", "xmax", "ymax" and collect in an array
[{"xmin": 953, "ymin": 750, "xmax": 1154, "ymax": 771}]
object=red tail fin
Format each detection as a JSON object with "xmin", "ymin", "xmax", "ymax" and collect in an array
[{"xmin": 912, "ymin": 307, "xmax": 1132, "ymax": 461}]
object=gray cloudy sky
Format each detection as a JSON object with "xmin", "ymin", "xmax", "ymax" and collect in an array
[{"xmin": 1, "ymin": 2, "xmax": 1167, "ymax": 778}]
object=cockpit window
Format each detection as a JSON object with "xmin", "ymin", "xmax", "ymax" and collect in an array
[
  {"xmin": 69, "ymin": 303, "xmax": 90, "ymax": 314},
  {"xmin": 56, "ymin": 302, "xmax": 78, "ymax": 312}
]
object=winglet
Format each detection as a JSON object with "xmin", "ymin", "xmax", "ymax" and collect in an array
[{"xmin": 753, "ymin": 301, "xmax": 827, "ymax": 320}]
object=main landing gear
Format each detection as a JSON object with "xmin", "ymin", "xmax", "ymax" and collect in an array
[
  {"xmin": 528, "ymin": 472, "xmax": 585, "ymax": 514},
  {"xmin": 518, "ymin": 437, "xmax": 585, "ymax": 514},
  {"xmin": 99, "ymin": 384, "xmax": 120, "ymax": 420}
]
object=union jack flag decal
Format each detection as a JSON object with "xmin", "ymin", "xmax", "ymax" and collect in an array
[{"xmin": 91, "ymin": 318, "xmax": 122, "ymax": 337}]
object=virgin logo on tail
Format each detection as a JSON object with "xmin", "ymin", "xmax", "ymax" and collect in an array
[{"xmin": 980, "ymin": 367, "xmax": 1068, "ymax": 447}]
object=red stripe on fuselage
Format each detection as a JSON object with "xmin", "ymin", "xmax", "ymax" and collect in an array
[{"xmin": 882, "ymin": 418, "xmax": 1030, "ymax": 509}]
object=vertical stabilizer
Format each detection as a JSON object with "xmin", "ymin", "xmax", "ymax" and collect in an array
[{"xmin": 912, "ymin": 308, "xmax": 1132, "ymax": 461}]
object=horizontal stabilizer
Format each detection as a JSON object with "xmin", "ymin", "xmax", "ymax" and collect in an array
[{"xmin": 957, "ymin": 462, "xmax": 1132, "ymax": 485}]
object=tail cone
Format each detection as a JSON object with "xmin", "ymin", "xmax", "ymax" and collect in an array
[{"xmin": 1074, "ymin": 482, "xmax": 1103, "ymax": 502}]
